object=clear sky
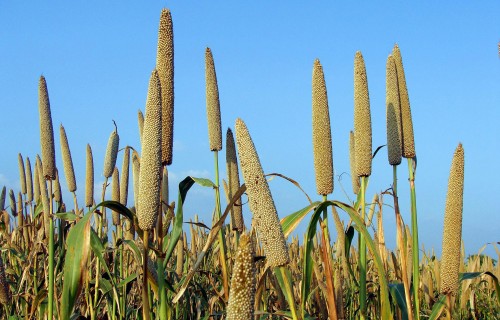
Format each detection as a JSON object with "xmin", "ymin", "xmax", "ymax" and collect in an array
[{"xmin": 0, "ymin": 2, "xmax": 498, "ymax": 257}]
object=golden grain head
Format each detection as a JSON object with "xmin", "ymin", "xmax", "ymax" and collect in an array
[
  {"xmin": 9, "ymin": 189, "xmax": 16, "ymax": 217},
  {"xmin": 137, "ymin": 70, "xmax": 163, "ymax": 231},
  {"xmin": 235, "ymin": 118, "xmax": 289, "ymax": 267},
  {"xmin": 132, "ymin": 150, "xmax": 141, "ymax": 208},
  {"xmin": 386, "ymin": 55, "xmax": 402, "ymax": 166},
  {"xmin": 112, "ymin": 167, "xmax": 120, "ymax": 226},
  {"xmin": 18, "ymin": 153, "xmax": 27, "ymax": 195},
  {"xmin": 226, "ymin": 128, "xmax": 244, "ymax": 232},
  {"xmin": 38, "ymin": 75, "xmax": 56, "ymax": 180},
  {"xmin": 53, "ymin": 169, "xmax": 62, "ymax": 203},
  {"xmin": 226, "ymin": 233, "xmax": 256, "ymax": 320},
  {"xmin": 392, "ymin": 44, "xmax": 416, "ymax": 158},
  {"xmin": 138, "ymin": 109, "xmax": 144, "ymax": 146},
  {"xmin": 17, "ymin": 191, "xmax": 23, "ymax": 225},
  {"xmin": 60, "ymin": 124, "xmax": 77, "ymax": 192},
  {"xmin": 25, "ymin": 157, "xmax": 33, "ymax": 202},
  {"xmin": 440, "ymin": 143, "xmax": 464, "ymax": 296},
  {"xmin": 205, "ymin": 47, "xmax": 222, "ymax": 151},
  {"xmin": 85, "ymin": 144, "xmax": 94, "ymax": 208},
  {"xmin": 120, "ymin": 146, "xmax": 130, "ymax": 206},
  {"xmin": 0, "ymin": 256, "xmax": 11, "ymax": 305},
  {"xmin": 33, "ymin": 160, "xmax": 40, "ymax": 204},
  {"xmin": 36, "ymin": 155, "xmax": 51, "ymax": 237},
  {"xmin": 354, "ymin": 51, "xmax": 372, "ymax": 177},
  {"xmin": 349, "ymin": 130, "xmax": 360, "ymax": 194},
  {"xmin": 0, "ymin": 186, "xmax": 5, "ymax": 212},
  {"xmin": 103, "ymin": 129, "xmax": 120, "ymax": 179},
  {"xmin": 312, "ymin": 59, "xmax": 334, "ymax": 196},
  {"xmin": 156, "ymin": 8, "xmax": 175, "ymax": 166}
]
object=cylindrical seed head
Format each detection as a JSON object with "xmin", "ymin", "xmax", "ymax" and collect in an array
[
  {"xmin": 137, "ymin": 70, "xmax": 163, "ymax": 231},
  {"xmin": 33, "ymin": 160, "xmax": 40, "ymax": 204},
  {"xmin": 440, "ymin": 143, "xmax": 464, "ymax": 296},
  {"xmin": 132, "ymin": 150, "xmax": 141, "ymax": 209},
  {"xmin": 386, "ymin": 55, "xmax": 402, "ymax": 166},
  {"xmin": 226, "ymin": 128, "xmax": 244, "ymax": 232},
  {"xmin": 0, "ymin": 186, "xmax": 6, "ymax": 211},
  {"xmin": 85, "ymin": 144, "xmax": 94, "ymax": 208},
  {"xmin": 312, "ymin": 59, "xmax": 334, "ymax": 196},
  {"xmin": 353, "ymin": 51, "xmax": 372, "ymax": 177},
  {"xmin": 226, "ymin": 233, "xmax": 256, "ymax": 320},
  {"xmin": 235, "ymin": 118, "xmax": 289, "ymax": 267},
  {"xmin": 161, "ymin": 166, "xmax": 169, "ymax": 213},
  {"xmin": 120, "ymin": 146, "xmax": 130, "ymax": 206},
  {"xmin": 205, "ymin": 48, "xmax": 222, "ymax": 151},
  {"xmin": 17, "ymin": 191, "xmax": 23, "ymax": 227},
  {"xmin": 349, "ymin": 131, "xmax": 360, "ymax": 194},
  {"xmin": 156, "ymin": 8, "xmax": 175, "ymax": 166},
  {"xmin": 38, "ymin": 76, "xmax": 56, "ymax": 180},
  {"xmin": 103, "ymin": 129, "xmax": 120, "ymax": 179},
  {"xmin": 53, "ymin": 169, "xmax": 62, "ymax": 203},
  {"xmin": 112, "ymin": 167, "xmax": 120, "ymax": 226},
  {"xmin": 18, "ymin": 154, "xmax": 27, "ymax": 195},
  {"xmin": 138, "ymin": 110, "xmax": 144, "ymax": 146},
  {"xmin": 60, "ymin": 124, "xmax": 77, "ymax": 192},
  {"xmin": 0, "ymin": 256, "xmax": 11, "ymax": 304},
  {"xmin": 392, "ymin": 44, "xmax": 416, "ymax": 158},
  {"xmin": 9, "ymin": 189, "xmax": 16, "ymax": 217},
  {"xmin": 36, "ymin": 155, "xmax": 51, "ymax": 237},
  {"xmin": 124, "ymin": 215, "xmax": 135, "ymax": 241},
  {"xmin": 25, "ymin": 157, "xmax": 33, "ymax": 202}
]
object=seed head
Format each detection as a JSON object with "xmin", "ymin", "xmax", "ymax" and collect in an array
[
  {"xmin": 38, "ymin": 75, "xmax": 56, "ymax": 180},
  {"xmin": 156, "ymin": 8, "xmax": 175, "ymax": 166},
  {"xmin": 103, "ymin": 128, "xmax": 120, "ymax": 179},
  {"xmin": 0, "ymin": 186, "xmax": 5, "ymax": 211},
  {"xmin": 440, "ymin": 143, "xmax": 464, "ymax": 296},
  {"xmin": 33, "ymin": 161, "xmax": 40, "ymax": 204},
  {"xmin": 353, "ymin": 51, "xmax": 372, "ymax": 177},
  {"xmin": 36, "ymin": 155, "xmax": 51, "ymax": 237},
  {"xmin": 226, "ymin": 233, "xmax": 256, "ymax": 320},
  {"xmin": 226, "ymin": 128, "xmax": 243, "ymax": 232},
  {"xmin": 25, "ymin": 157, "xmax": 33, "ymax": 202},
  {"xmin": 53, "ymin": 169, "xmax": 62, "ymax": 203},
  {"xmin": 85, "ymin": 144, "xmax": 94, "ymax": 208},
  {"xmin": 138, "ymin": 110, "xmax": 144, "ymax": 146},
  {"xmin": 312, "ymin": 59, "xmax": 334, "ymax": 196},
  {"xmin": 137, "ymin": 70, "xmax": 163, "ymax": 231},
  {"xmin": 205, "ymin": 48, "xmax": 222, "ymax": 151},
  {"xmin": 60, "ymin": 124, "xmax": 77, "ymax": 192},
  {"xmin": 161, "ymin": 166, "xmax": 169, "ymax": 213},
  {"xmin": 386, "ymin": 55, "xmax": 402, "ymax": 166},
  {"xmin": 392, "ymin": 44, "xmax": 415, "ymax": 158},
  {"xmin": 120, "ymin": 146, "xmax": 130, "ymax": 206},
  {"xmin": 235, "ymin": 118, "xmax": 289, "ymax": 267},
  {"xmin": 9, "ymin": 189, "xmax": 16, "ymax": 217},
  {"xmin": 112, "ymin": 167, "xmax": 120, "ymax": 226},
  {"xmin": 17, "ymin": 192, "xmax": 23, "ymax": 227},
  {"xmin": 18, "ymin": 154, "xmax": 27, "ymax": 195},
  {"xmin": 132, "ymin": 150, "xmax": 141, "ymax": 208},
  {"xmin": 349, "ymin": 131, "xmax": 360, "ymax": 194},
  {"xmin": 0, "ymin": 256, "xmax": 11, "ymax": 304}
]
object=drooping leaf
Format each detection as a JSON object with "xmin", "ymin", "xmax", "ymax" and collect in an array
[
  {"xmin": 281, "ymin": 201, "xmax": 320, "ymax": 238},
  {"xmin": 388, "ymin": 282, "xmax": 408, "ymax": 320},
  {"xmin": 428, "ymin": 294, "xmax": 446, "ymax": 320}
]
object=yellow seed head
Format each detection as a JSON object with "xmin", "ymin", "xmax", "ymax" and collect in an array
[
  {"xmin": 349, "ymin": 131, "xmax": 360, "ymax": 194},
  {"xmin": 85, "ymin": 144, "xmax": 94, "ymax": 208},
  {"xmin": 112, "ymin": 167, "xmax": 120, "ymax": 226},
  {"xmin": 235, "ymin": 118, "xmax": 289, "ymax": 267},
  {"xmin": 440, "ymin": 143, "xmax": 464, "ymax": 296},
  {"xmin": 0, "ymin": 187, "xmax": 5, "ymax": 211},
  {"xmin": 33, "ymin": 160, "xmax": 40, "ymax": 204},
  {"xmin": 138, "ymin": 109, "xmax": 144, "ymax": 146},
  {"xmin": 0, "ymin": 256, "xmax": 11, "ymax": 304},
  {"xmin": 38, "ymin": 75, "xmax": 56, "ymax": 180},
  {"xmin": 25, "ymin": 157, "xmax": 33, "ymax": 202},
  {"xmin": 53, "ymin": 169, "xmax": 62, "ymax": 203},
  {"xmin": 312, "ymin": 59, "xmax": 334, "ymax": 196},
  {"xmin": 205, "ymin": 48, "xmax": 222, "ymax": 151},
  {"xmin": 60, "ymin": 124, "xmax": 77, "ymax": 192},
  {"xmin": 226, "ymin": 128, "xmax": 244, "ymax": 232},
  {"xmin": 124, "ymin": 215, "xmax": 135, "ymax": 240},
  {"xmin": 392, "ymin": 44, "xmax": 415, "ymax": 158},
  {"xmin": 354, "ymin": 51, "xmax": 372, "ymax": 177},
  {"xmin": 137, "ymin": 70, "xmax": 163, "ymax": 231},
  {"xmin": 103, "ymin": 129, "xmax": 119, "ymax": 179},
  {"xmin": 9, "ymin": 189, "xmax": 16, "ymax": 217},
  {"xmin": 18, "ymin": 154, "xmax": 27, "ymax": 195},
  {"xmin": 226, "ymin": 233, "xmax": 256, "ymax": 320},
  {"xmin": 17, "ymin": 191, "xmax": 23, "ymax": 227},
  {"xmin": 156, "ymin": 8, "xmax": 175, "ymax": 166},
  {"xmin": 386, "ymin": 55, "xmax": 402, "ymax": 166},
  {"xmin": 120, "ymin": 146, "xmax": 130, "ymax": 206},
  {"xmin": 36, "ymin": 155, "xmax": 50, "ymax": 237},
  {"xmin": 161, "ymin": 166, "xmax": 169, "ymax": 213},
  {"xmin": 132, "ymin": 150, "xmax": 141, "ymax": 208}
]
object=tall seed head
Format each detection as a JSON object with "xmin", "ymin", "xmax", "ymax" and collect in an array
[
  {"xmin": 235, "ymin": 119, "xmax": 289, "ymax": 267},
  {"xmin": 53, "ymin": 169, "xmax": 62, "ymax": 203},
  {"xmin": 349, "ymin": 131, "xmax": 360, "ymax": 194},
  {"xmin": 38, "ymin": 75, "xmax": 56, "ymax": 180},
  {"xmin": 33, "ymin": 161, "xmax": 40, "ymax": 204},
  {"xmin": 226, "ymin": 128, "xmax": 244, "ymax": 232},
  {"xmin": 137, "ymin": 70, "xmax": 163, "ymax": 231},
  {"xmin": 60, "ymin": 124, "xmax": 77, "ymax": 192},
  {"xmin": 0, "ymin": 187, "xmax": 5, "ymax": 211},
  {"xmin": 18, "ymin": 154, "xmax": 27, "ymax": 195},
  {"xmin": 392, "ymin": 44, "xmax": 416, "ymax": 158},
  {"xmin": 161, "ymin": 166, "xmax": 169, "ymax": 213},
  {"xmin": 138, "ymin": 110, "xmax": 144, "ymax": 146},
  {"xmin": 103, "ymin": 128, "xmax": 120, "ymax": 179},
  {"xmin": 440, "ymin": 143, "xmax": 464, "ymax": 296},
  {"xmin": 85, "ymin": 144, "xmax": 94, "ymax": 207},
  {"xmin": 25, "ymin": 157, "xmax": 33, "ymax": 202},
  {"xmin": 112, "ymin": 167, "xmax": 120, "ymax": 226},
  {"xmin": 0, "ymin": 256, "xmax": 11, "ymax": 304},
  {"xmin": 386, "ymin": 55, "xmax": 402, "ymax": 166},
  {"xmin": 17, "ymin": 192, "xmax": 23, "ymax": 227},
  {"xmin": 226, "ymin": 233, "xmax": 256, "ymax": 320},
  {"xmin": 312, "ymin": 59, "xmax": 334, "ymax": 196},
  {"xmin": 156, "ymin": 8, "xmax": 175, "ymax": 166},
  {"xmin": 9, "ymin": 189, "xmax": 16, "ymax": 217},
  {"xmin": 120, "ymin": 146, "xmax": 130, "ymax": 206},
  {"xmin": 36, "ymin": 155, "xmax": 51, "ymax": 237},
  {"xmin": 353, "ymin": 51, "xmax": 372, "ymax": 177},
  {"xmin": 132, "ymin": 150, "xmax": 141, "ymax": 209},
  {"xmin": 205, "ymin": 48, "xmax": 222, "ymax": 151}
]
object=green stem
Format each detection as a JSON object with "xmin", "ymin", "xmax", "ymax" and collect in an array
[
  {"xmin": 142, "ymin": 230, "xmax": 151, "ymax": 320},
  {"xmin": 48, "ymin": 180, "xmax": 54, "ymax": 320},
  {"xmin": 94, "ymin": 177, "xmax": 108, "ymax": 308},
  {"xmin": 158, "ymin": 167, "xmax": 167, "ymax": 320},
  {"xmin": 359, "ymin": 176, "xmax": 367, "ymax": 320},
  {"xmin": 408, "ymin": 158, "xmax": 420, "ymax": 319},
  {"xmin": 277, "ymin": 266, "xmax": 301, "ymax": 320}
]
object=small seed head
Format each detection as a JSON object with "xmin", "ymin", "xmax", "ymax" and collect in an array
[
  {"xmin": 18, "ymin": 154, "xmax": 27, "ymax": 195},
  {"xmin": 112, "ymin": 167, "xmax": 120, "ymax": 226},
  {"xmin": 25, "ymin": 157, "xmax": 33, "ymax": 202},
  {"xmin": 0, "ymin": 256, "xmax": 11, "ymax": 304},
  {"xmin": 85, "ymin": 144, "xmax": 94, "ymax": 207},
  {"xmin": 349, "ymin": 131, "xmax": 360, "ymax": 194},
  {"xmin": 60, "ymin": 124, "xmax": 77, "ymax": 192},
  {"xmin": 354, "ymin": 51, "xmax": 372, "ymax": 177},
  {"xmin": 38, "ymin": 75, "xmax": 56, "ymax": 180},
  {"xmin": 386, "ymin": 55, "xmax": 402, "ymax": 166},
  {"xmin": 120, "ymin": 146, "xmax": 130, "ymax": 206},
  {"xmin": 205, "ymin": 48, "xmax": 222, "ymax": 151},
  {"xmin": 226, "ymin": 128, "xmax": 244, "ymax": 232},
  {"xmin": 103, "ymin": 129, "xmax": 120, "ymax": 179}
]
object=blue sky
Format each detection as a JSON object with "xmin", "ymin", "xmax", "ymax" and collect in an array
[{"xmin": 0, "ymin": 2, "xmax": 499, "ymax": 257}]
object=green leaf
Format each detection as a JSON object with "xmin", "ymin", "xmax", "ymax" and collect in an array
[
  {"xmin": 460, "ymin": 271, "xmax": 500, "ymax": 304},
  {"xmin": 190, "ymin": 177, "xmax": 216, "ymax": 188},
  {"xmin": 95, "ymin": 200, "xmax": 134, "ymax": 222},
  {"xmin": 428, "ymin": 294, "xmax": 446, "ymax": 320},
  {"xmin": 60, "ymin": 211, "xmax": 92, "ymax": 320},
  {"xmin": 90, "ymin": 228, "xmax": 115, "ymax": 287},
  {"xmin": 388, "ymin": 283, "xmax": 408, "ymax": 320},
  {"xmin": 281, "ymin": 202, "xmax": 320, "ymax": 239},
  {"xmin": 54, "ymin": 212, "xmax": 79, "ymax": 221}
]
